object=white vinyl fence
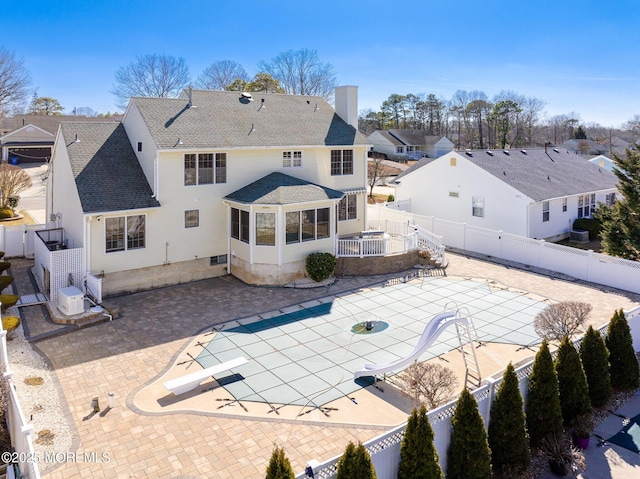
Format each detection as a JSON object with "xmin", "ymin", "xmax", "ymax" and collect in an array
[
  {"xmin": 297, "ymin": 306, "xmax": 640, "ymax": 479},
  {"xmin": 0, "ymin": 223, "xmax": 47, "ymax": 259},
  {"xmin": 367, "ymin": 205, "xmax": 640, "ymax": 295},
  {"xmin": 1, "ymin": 325, "xmax": 41, "ymax": 479}
]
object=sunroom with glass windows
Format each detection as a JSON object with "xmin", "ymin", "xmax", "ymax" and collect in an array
[{"xmin": 223, "ymin": 172, "xmax": 345, "ymax": 285}]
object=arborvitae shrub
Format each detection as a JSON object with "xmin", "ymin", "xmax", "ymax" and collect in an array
[
  {"xmin": 606, "ymin": 309, "xmax": 640, "ymax": 391},
  {"xmin": 446, "ymin": 389, "xmax": 492, "ymax": 479},
  {"xmin": 305, "ymin": 252, "xmax": 336, "ymax": 282},
  {"xmin": 264, "ymin": 446, "xmax": 294, "ymax": 479},
  {"xmin": 336, "ymin": 442, "xmax": 377, "ymax": 479},
  {"xmin": 0, "ymin": 294, "xmax": 18, "ymax": 313},
  {"xmin": 579, "ymin": 326, "xmax": 612, "ymax": 407},
  {"xmin": 398, "ymin": 404, "xmax": 443, "ymax": 479},
  {"xmin": 488, "ymin": 363, "xmax": 530, "ymax": 477},
  {"xmin": 555, "ymin": 337, "xmax": 592, "ymax": 426},
  {"xmin": 0, "ymin": 275, "xmax": 14, "ymax": 291},
  {"xmin": 526, "ymin": 339, "xmax": 563, "ymax": 447}
]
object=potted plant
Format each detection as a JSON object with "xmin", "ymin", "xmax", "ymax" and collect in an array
[
  {"xmin": 571, "ymin": 413, "xmax": 593, "ymax": 449},
  {"xmin": 543, "ymin": 435, "xmax": 572, "ymax": 476}
]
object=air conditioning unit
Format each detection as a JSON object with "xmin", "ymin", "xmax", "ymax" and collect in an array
[
  {"xmin": 569, "ymin": 230, "xmax": 590, "ymax": 243},
  {"xmin": 57, "ymin": 286, "xmax": 85, "ymax": 316}
]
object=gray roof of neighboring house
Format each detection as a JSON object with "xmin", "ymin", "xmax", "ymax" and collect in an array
[
  {"xmin": 10, "ymin": 115, "xmax": 121, "ymax": 135},
  {"xmin": 368, "ymin": 130, "xmax": 404, "ymax": 145},
  {"xmin": 397, "ymin": 148, "xmax": 618, "ymax": 201},
  {"xmin": 388, "ymin": 130, "xmax": 447, "ymax": 146},
  {"xmin": 131, "ymin": 89, "xmax": 368, "ymax": 150},
  {"xmin": 59, "ymin": 122, "xmax": 160, "ymax": 213},
  {"xmin": 224, "ymin": 172, "xmax": 345, "ymax": 205}
]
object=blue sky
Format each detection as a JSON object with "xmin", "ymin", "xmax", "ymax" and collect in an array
[{"xmin": 3, "ymin": 0, "xmax": 640, "ymax": 127}]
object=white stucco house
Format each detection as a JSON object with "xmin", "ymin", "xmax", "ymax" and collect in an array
[
  {"xmin": 394, "ymin": 147, "xmax": 619, "ymax": 241},
  {"xmin": 43, "ymin": 86, "xmax": 369, "ymax": 297},
  {"xmin": 367, "ymin": 129, "xmax": 453, "ymax": 162}
]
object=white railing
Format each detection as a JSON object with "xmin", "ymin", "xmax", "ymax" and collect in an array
[
  {"xmin": 335, "ymin": 220, "xmax": 445, "ymax": 264},
  {"xmin": 367, "ymin": 205, "xmax": 640, "ymax": 295},
  {"xmin": 1, "ymin": 326, "xmax": 41, "ymax": 479},
  {"xmin": 297, "ymin": 312, "xmax": 640, "ymax": 479}
]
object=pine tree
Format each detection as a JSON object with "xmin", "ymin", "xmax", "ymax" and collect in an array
[
  {"xmin": 526, "ymin": 339, "xmax": 563, "ymax": 447},
  {"xmin": 555, "ymin": 337, "xmax": 592, "ymax": 426},
  {"xmin": 446, "ymin": 389, "xmax": 492, "ymax": 479},
  {"xmin": 336, "ymin": 442, "xmax": 377, "ymax": 479},
  {"xmin": 594, "ymin": 148, "xmax": 640, "ymax": 260},
  {"xmin": 488, "ymin": 363, "xmax": 530, "ymax": 477},
  {"xmin": 265, "ymin": 446, "xmax": 294, "ymax": 479},
  {"xmin": 606, "ymin": 309, "xmax": 640, "ymax": 391},
  {"xmin": 579, "ymin": 326, "xmax": 613, "ymax": 407},
  {"xmin": 398, "ymin": 405, "xmax": 443, "ymax": 479}
]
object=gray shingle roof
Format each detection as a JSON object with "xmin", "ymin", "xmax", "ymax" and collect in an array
[
  {"xmin": 131, "ymin": 89, "xmax": 368, "ymax": 150},
  {"xmin": 60, "ymin": 122, "xmax": 160, "ymax": 213},
  {"xmin": 397, "ymin": 148, "xmax": 618, "ymax": 201},
  {"xmin": 388, "ymin": 130, "xmax": 444, "ymax": 146},
  {"xmin": 224, "ymin": 172, "xmax": 345, "ymax": 205}
]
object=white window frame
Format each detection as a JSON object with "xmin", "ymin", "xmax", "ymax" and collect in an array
[
  {"xmin": 184, "ymin": 152, "xmax": 227, "ymax": 185},
  {"xmin": 542, "ymin": 201, "xmax": 550, "ymax": 222},
  {"xmin": 282, "ymin": 150, "xmax": 302, "ymax": 168},
  {"xmin": 185, "ymin": 209, "xmax": 199, "ymax": 228},
  {"xmin": 472, "ymin": 196, "xmax": 485, "ymax": 218},
  {"xmin": 105, "ymin": 214, "xmax": 146, "ymax": 253}
]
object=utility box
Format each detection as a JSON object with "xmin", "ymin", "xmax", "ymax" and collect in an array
[{"xmin": 57, "ymin": 286, "xmax": 85, "ymax": 315}]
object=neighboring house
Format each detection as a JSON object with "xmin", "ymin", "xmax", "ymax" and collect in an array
[
  {"xmin": 0, "ymin": 115, "xmax": 121, "ymax": 163},
  {"xmin": 44, "ymin": 86, "xmax": 369, "ymax": 296},
  {"xmin": 589, "ymin": 155, "xmax": 617, "ymax": 173},
  {"xmin": 367, "ymin": 129, "xmax": 453, "ymax": 162},
  {"xmin": 562, "ymin": 138, "xmax": 607, "ymax": 156},
  {"xmin": 394, "ymin": 147, "xmax": 618, "ymax": 241}
]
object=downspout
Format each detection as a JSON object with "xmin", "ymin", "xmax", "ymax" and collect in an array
[{"xmin": 84, "ymin": 215, "xmax": 91, "ymax": 285}]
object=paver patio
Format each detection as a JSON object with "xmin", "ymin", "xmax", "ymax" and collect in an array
[{"xmin": 10, "ymin": 252, "xmax": 640, "ymax": 478}]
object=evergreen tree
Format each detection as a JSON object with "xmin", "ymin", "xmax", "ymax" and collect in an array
[
  {"xmin": 606, "ymin": 309, "xmax": 640, "ymax": 391},
  {"xmin": 594, "ymin": 148, "xmax": 640, "ymax": 260},
  {"xmin": 526, "ymin": 339, "xmax": 563, "ymax": 447},
  {"xmin": 398, "ymin": 405, "xmax": 443, "ymax": 479},
  {"xmin": 555, "ymin": 337, "xmax": 592, "ymax": 426},
  {"xmin": 336, "ymin": 442, "xmax": 377, "ymax": 479},
  {"xmin": 265, "ymin": 446, "xmax": 294, "ymax": 479},
  {"xmin": 579, "ymin": 326, "xmax": 613, "ymax": 407},
  {"xmin": 446, "ymin": 389, "xmax": 492, "ymax": 479},
  {"xmin": 488, "ymin": 363, "xmax": 530, "ymax": 477}
]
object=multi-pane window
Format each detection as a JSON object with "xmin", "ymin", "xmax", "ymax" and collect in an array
[
  {"xmin": 282, "ymin": 151, "xmax": 302, "ymax": 167},
  {"xmin": 330, "ymin": 149, "xmax": 353, "ymax": 175},
  {"xmin": 256, "ymin": 213, "xmax": 275, "ymax": 246},
  {"xmin": 286, "ymin": 207, "xmax": 330, "ymax": 244},
  {"xmin": 230, "ymin": 208, "xmax": 249, "ymax": 244},
  {"xmin": 286, "ymin": 211, "xmax": 300, "ymax": 244},
  {"xmin": 105, "ymin": 215, "xmax": 145, "ymax": 252},
  {"xmin": 472, "ymin": 196, "xmax": 485, "ymax": 218},
  {"xmin": 606, "ymin": 193, "xmax": 616, "ymax": 206},
  {"xmin": 185, "ymin": 153, "xmax": 226, "ymax": 185},
  {"xmin": 395, "ymin": 146, "xmax": 404, "ymax": 154},
  {"xmin": 578, "ymin": 194, "xmax": 596, "ymax": 218},
  {"xmin": 185, "ymin": 209, "xmax": 199, "ymax": 228},
  {"xmin": 542, "ymin": 201, "xmax": 550, "ymax": 222},
  {"xmin": 338, "ymin": 195, "xmax": 357, "ymax": 221},
  {"xmin": 198, "ymin": 153, "xmax": 213, "ymax": 184}
]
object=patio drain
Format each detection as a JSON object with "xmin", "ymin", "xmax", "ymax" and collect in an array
[{"xmin": 351, "ymin": 320, "xmax": 389, "ymax": 334}]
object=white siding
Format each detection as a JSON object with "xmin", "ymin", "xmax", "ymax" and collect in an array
[
  {"xmin": 123, "ymin": 103, "xmax": 158, "ymax": 190},
  {"xmin": 396, "ymin": 152, "xmax": 531, "ymax": 236},
  {"xmin": 47, "ymin": 130, "xmax": 85, "ymax": 246}
]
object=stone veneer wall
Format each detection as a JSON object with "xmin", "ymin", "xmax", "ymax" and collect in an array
[{"xmin": 336, "ymin": 250, "xmax": 439, "ymax": 276}]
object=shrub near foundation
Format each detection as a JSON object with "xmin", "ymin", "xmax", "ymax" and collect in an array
[
  {"xmin": 0, "ymin": 294, "xmax": 18, "ymax": 313},
  {"xmin": 0, "ymin": 275, "xmax": 14, "ymax": 291},
  {"xmin": 305, "ymin": 252, "xmax": 336, "ymax": 282}
]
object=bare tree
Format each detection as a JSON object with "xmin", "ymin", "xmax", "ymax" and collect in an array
[
  {"xmin": 111, "ymin": 54, "xmax": 191, "ymax": 109},
  {"xmin": 0, "ymin": 47, "xmax": 32, "ymax": 116},
  {"xmin": 0, "ymin": 164, "xmax": 32, "ymax": 212},
  {"xmin": 398, "ymin": 360, "xmax": 458, "ymax": 409},
  {"xmin": 367, "ymin": 158, "xmax": 397, "ymax": 199},
  {"xmin": 257, "ymin": 49, "xmax": 336, "ymax": 100},
  {"xmin": 195, "ymin": 60, "xmax": 249, "ymax": 90},
  {"xmin": 534, "ymin": 301, "xmax": 592, "ymax": 341}
]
